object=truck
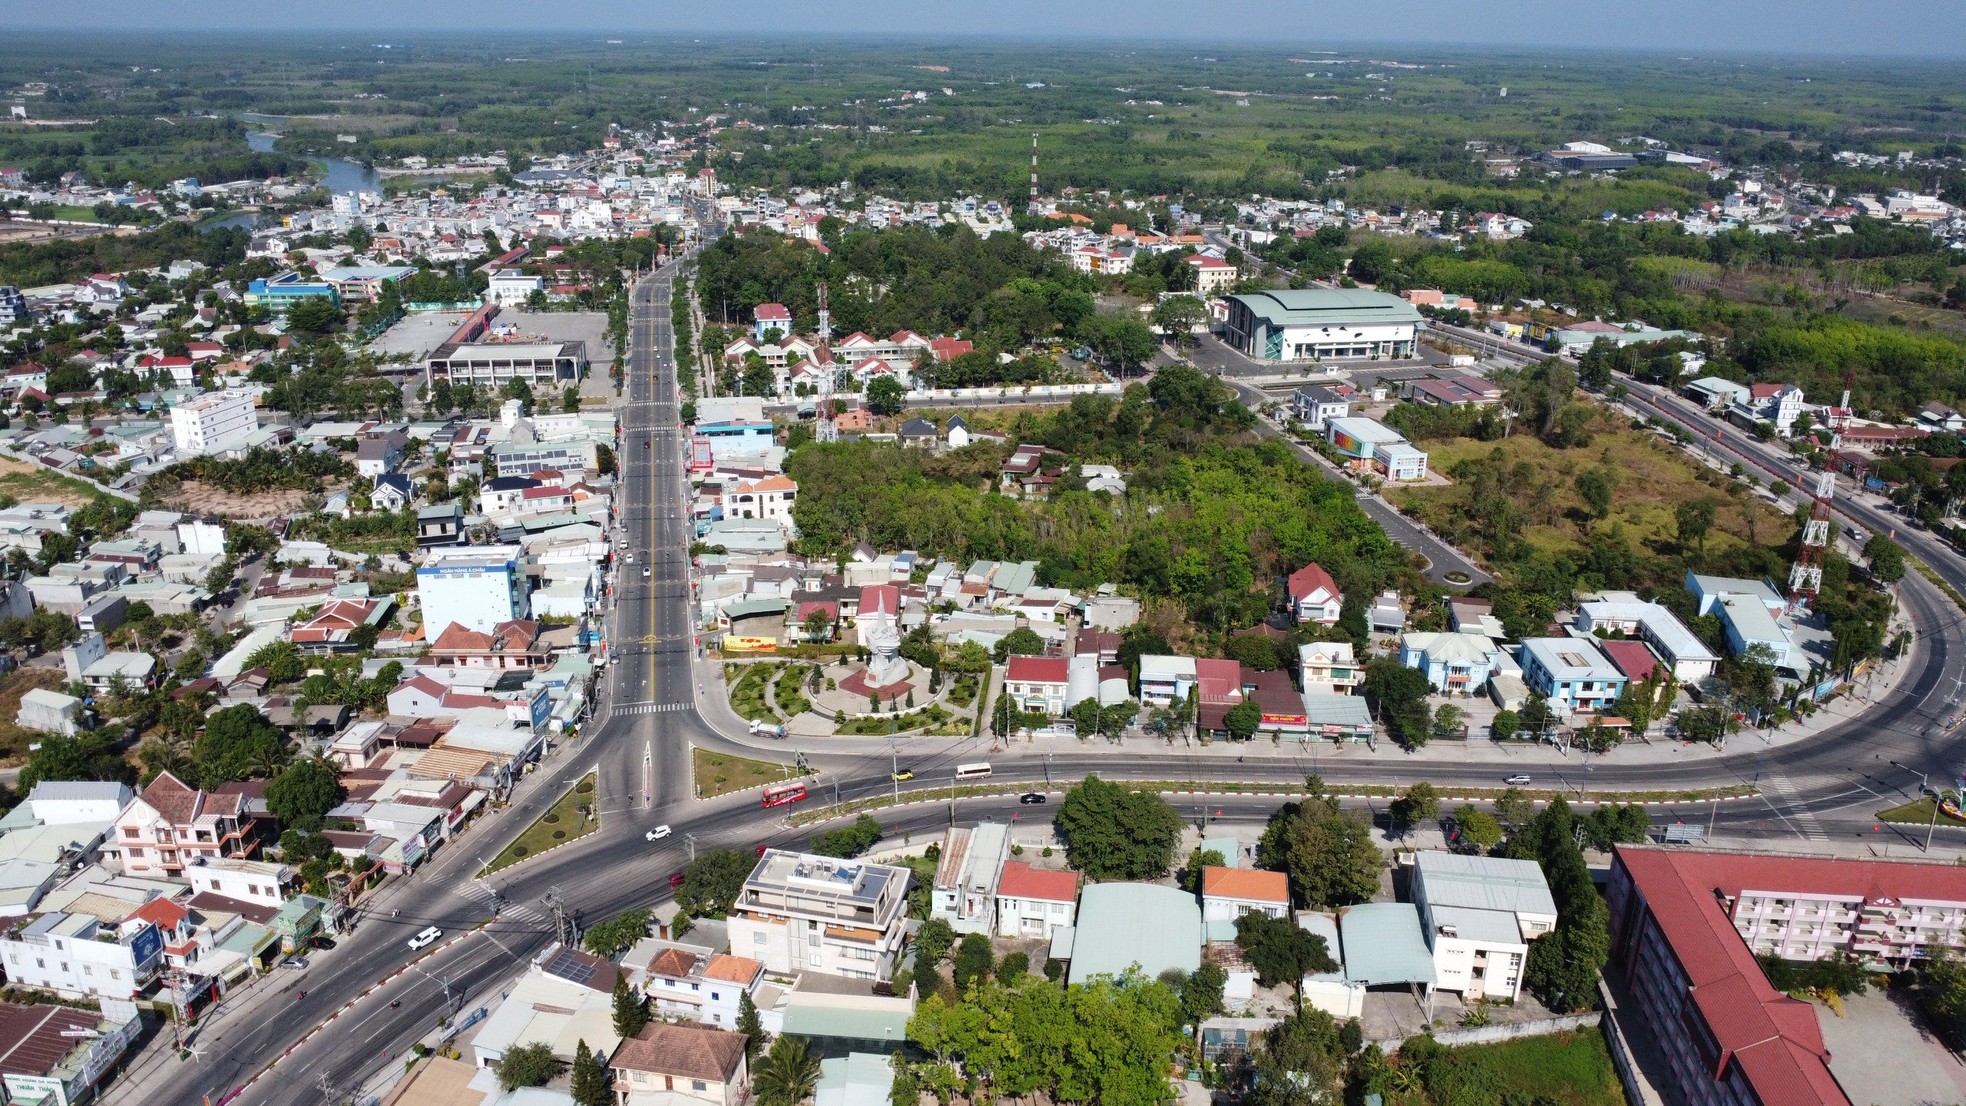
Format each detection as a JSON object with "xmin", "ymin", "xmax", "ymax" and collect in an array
[{"xmin": 748, "ymin": 719, "xmax": 787, "ymax": 739}]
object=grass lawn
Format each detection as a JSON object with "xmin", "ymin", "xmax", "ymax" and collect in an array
[
  {"xmin": 481, "ymin": 772, "xmax": 596, "ymax": 874},
  {"xmin": 729, "ymin": 663, "xmax": 781, "ymax": 723},
  {"xmin": 693, "ymin": 747, "xmax": 804, "ymax": 799},
  {"xmin": 1877, "ymin": 797, "xmax": 1966, "ymax": 827},
  {"xmin": 1387, "ymin": 411, "xmax": 1792, "ymax": 571},
  {"xmin": 0, "ymin": 462, "xmax": 111, "ymax": 508},
  {"xmin": 837, "ymin": 704, "xmax": 950, "ymax": 736},
  {"xmin": 1439, "ymin": 1028, "xmax": 1627, "ymax": 1106}
]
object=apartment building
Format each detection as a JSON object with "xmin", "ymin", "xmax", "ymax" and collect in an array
[
  {"xmin": 105, "ymin": 772, "xmax": 268, "ymax": 877},
  {"xmin": 727, "ymin": 851, "xmax": 910, "ymax": 981},
  {"xmin": 1411, "ymin": 852, "xmax": 1556, "ymax": 1002},
  {"xmin": 1298, "ymin": 641, "xmax": 1359, "ymax": 696},
  {"xmin": 1606, "ymin": 847, "xmax": 1876, "ymax": 1106},
  {"xmin": 0, "ymin": 911, "xmax": 163, "ymax": 1001},
  {"xmin": 168, "ymin": 390, "xmax": 258, "ymax": 456}
]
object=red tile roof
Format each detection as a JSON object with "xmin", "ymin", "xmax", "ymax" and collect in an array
[
  {"xmin": 996, "ymin": 860, "xmax": 1078, "ymax": 902},
  {"xmin": 611, "ymin": 1023, "xmax": 747, "ymax": 1082},
  {"xmin": 1005, "ymin": 656, "xmax": 1068, "ymax": 685},
  {"xmin": 1611, "ymin": 847, "xmax": 1943, "ymax": 1106},
  {"xmin": 1598, "ymin": 639, "xmax": 1660, "ymax": 682},
  {"xmin": 1202, "ymin": 866, "xmax": 1290, "ymax": 903},
  {"xmin": 1286, "ymin": 562, "xmax": 1339, "ymax": 603}
]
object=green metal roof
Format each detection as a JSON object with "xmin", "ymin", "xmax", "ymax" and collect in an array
[
  {"xmin": 1066, "ymin": 883, "xmax": 1201, "ymax": 986},
  {"xmin": 782, "ymin": 1005, "xmax": 909, "ymax": 1044},
  {"xmin": 1226, "ymin": 289, "xmax": 1422, "ymax": 327}
]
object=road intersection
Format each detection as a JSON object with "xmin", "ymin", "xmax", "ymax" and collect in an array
[{"xmin": 110, "ymin": 217, "xmax": 1966, "ymax": 1106}]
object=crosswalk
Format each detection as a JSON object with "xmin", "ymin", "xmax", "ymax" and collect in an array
[
  {"xmin": 456, "ymin": 880, "xmax": 547, "ymax": 924},
  {"xmin": 1764, "ymin": 773, "xmax": 1829, "ymax": 841},
  {"xmin": 614, "ymin": 701, "xmax": 693, "ymax": 716}
]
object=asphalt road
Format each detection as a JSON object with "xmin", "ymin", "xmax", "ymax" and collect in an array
[{"xmin": 114, "ymin": 220, "xmax": 1966, "ymax": 1106}]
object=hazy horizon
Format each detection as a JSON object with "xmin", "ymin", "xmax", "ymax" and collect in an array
[{"xmin": 3, "ymin": 0, "xmax": 1965, "ymax": 60}]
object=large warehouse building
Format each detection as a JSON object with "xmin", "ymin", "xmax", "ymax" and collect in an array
[{"xmin": 1222, "ymin": 289, "xmax": 1421, "ymax": 362}]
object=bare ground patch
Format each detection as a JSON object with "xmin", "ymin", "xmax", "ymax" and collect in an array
[{"xmin": 164, "ymin": 481, "xmax": 312, "ymax": 521}]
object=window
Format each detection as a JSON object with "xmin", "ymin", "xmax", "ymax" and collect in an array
[
  {"xmin": 34, "ymin": 958, "xmax": 42, "ymax": 969},
  {"xmin": 808, "ymin": 953, "xmax": 822, "ymax": 968},
  {"xmin": 127, "ymin": 848, "xmax": 144, "ymax": 858},
  {"xmin": 693, "ymin": 1081, "xmax": 708, "ymax": 1092},
  {"xmin": 122, "ymin": 827, "xmax": 138, "ymax": 838},
  {"xmin": 110, "ymin": 970, "xmax": 121, "ymax": 980},
  {"xmin": 752, "ymin": 932, "xmax": 766, "ymax": 945}
]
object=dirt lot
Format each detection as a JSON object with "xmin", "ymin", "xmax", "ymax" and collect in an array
[
  {"xmin": 165, "ymin": 481, "xmax": 312, "ymax": 521},
  {"xmin": 0, "ymin": 667, "xmax": 71, "ymax": 764},
  {"xmin": 0, "ymin": 457, "xmax": 110, "ymax": 507}
]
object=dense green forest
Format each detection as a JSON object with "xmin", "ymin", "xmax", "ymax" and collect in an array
[
  {"xmin": 0, "ymin": 222, "xmax": 250, "ymax": 288},
  {"xmin": 786, "ymin": 366, "xmax": 1408, "ymax": 632}
]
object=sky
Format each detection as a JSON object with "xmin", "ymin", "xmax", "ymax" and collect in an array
[{"xmin": 4, "ymin": 0, "xmax": 1966, "ymax": 58}]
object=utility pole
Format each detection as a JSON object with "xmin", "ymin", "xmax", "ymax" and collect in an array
[
  {"xmin": 891, "ymin": 740, "xmax": 900, "ymax": 803},
  {"xmin": 546, "ymin": 887, "xmax": 577, "ymax": 947},
  {"xmin": 315, "ymin": 1073, "xmax": 340, "ymax": 1106},
  {"xmin": 1043, "ymin": 751, "xmax": 1052, "ymax": 790}
]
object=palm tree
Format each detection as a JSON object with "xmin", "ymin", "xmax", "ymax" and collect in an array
[{"xmin": 751, "ymin": 1035, "xmax": 821, "ymax": 1106}]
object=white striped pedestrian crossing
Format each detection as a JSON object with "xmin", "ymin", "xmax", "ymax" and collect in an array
[
  {"xmin": 615, "ymin": 701, "xmax": 691, "ymax": 716},
  {"xmin": 1764, "ymin": 773, "xmax": 1828, "ymax": 841},
  {"xmin": 456, "ymin": 882, "xmax": 545, "ymax": 922}
]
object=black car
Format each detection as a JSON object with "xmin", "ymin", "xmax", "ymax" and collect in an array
[{"xmin": 1019, "ymin": 792, "xmax": 1048, "ymax": 805}]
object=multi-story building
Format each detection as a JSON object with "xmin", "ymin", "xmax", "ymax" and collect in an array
[
  {"xmin": 630, "ymin": 942, "xmax": 766, "ymax": 1029},
  {"xmin": 1398, "ymin": 632, "xmax": 1504, "ymax": 695},
  {"xmin": 1411, "ymin": 852, "xmax": 1556, "ymax": 1002},
  {"xmin": 0, "ymin": 285, "xmax": 31, "ymax": 327},
  {"xmin": 610, "ymin": 1022, "xmax": 750, "ymax": 1106},
  {"xmin": 1186, "ymin": 254, "xmax": 1239, "ymax": 294},
  {"xmin": 416, "ymin": 545, "xmax": 526, "ymax": 638},
  {"xmin": 1599, "ymin": 847, "xmax": 1966, "ymax": 1106},
  {"xmin": 1201, "ymin": 867, "xmax": 1291, "ymax": 924},
  {"xmin": 1224, "ymin": 289, "xmax": 1419, "ymax": 362},
  {"xmin": 931, "ymin": 823, "xmax": 1010, "ymax": 935},
  {"xmin": 1137, "ymin": 654, "xmax": 1198, "ymax": 707},
  {"xmin": 243, "ymin": 271, "xmax": 338, "ymax": 312},
  {"xmin": 727, "ymin": 850, "xmax": 910, "ymax": 981},
  {"xmin": 995, "ymin": 861, "xmax": 1078, "ymax": 941},
  {"xmin": 0, "ymin": 910, "xmax": 163, "ymax": 1001},
  {"xmin": 168, "ymin": 390, "xmax": 258, "ymax": 456},
  {"xmin": 1290, "ymin": 384, "xmax": 1351, "ymax": 432},
  {"xmin": 724, "ymin": 475, "xmax": 797, "ymax": 524},
  {"xmin": 1297, "ymin": 641, "xmax": 1359, "ymax": 696},
  {"xmin": 1574, "ymin": 591, "xmax": 1718, "ymax": 683},
  {"xmin": 1003, "ymin": 656, "xmax": 1070, "ymax": 717},
  {"xmin": 424, "ymin": 340, "xmax": 586, "ymax": 390},
  {"xmin": 1517, "ymin": 637, "xmax": 1628, "ymax": 713},
  {"xmin": 183, "ymin": 858, "xmax": 296, "ymax": 910},
  {"xmin": 105, "ymin": 771, "xmax": 269, "ymax": 877},
  {"xmin": 1285, "ymin": 563, "xmax": 1342, "ymax": 625}
]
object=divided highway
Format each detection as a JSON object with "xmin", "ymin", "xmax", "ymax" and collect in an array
[{"xmin": 116, "ymin": 228, "xmax": 1966, "ymax": 1106}]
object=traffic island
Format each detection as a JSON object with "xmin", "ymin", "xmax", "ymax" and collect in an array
[
  {"xmin": 692, "ymin": 746, "xmax": 807, "ymax": 799},
  {"xmin": 480, "ymin": 772, "xmax": 598, "ymax": 875}
]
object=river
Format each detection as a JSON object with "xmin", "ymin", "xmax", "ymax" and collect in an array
[{"xmin": 246, "ymin": 129, "xmax": 381, "ymax": 195}]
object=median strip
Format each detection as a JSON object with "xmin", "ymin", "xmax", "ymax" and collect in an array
[{"xmin": 787, "ymin": 778, "xmax": 1759, "ymax": 826}]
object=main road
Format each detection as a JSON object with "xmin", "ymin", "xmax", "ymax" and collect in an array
[{"xmin": 121, "ymin": 220, "xmax": 1966, "ymax": 1106}]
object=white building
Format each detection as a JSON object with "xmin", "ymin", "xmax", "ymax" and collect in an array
[
  {"xmin": 0, "ymin": 911, "xmax": 163, "ymax": 1001},
  {"xmin": 183, "ymin": 859, "xmax": 294, "ymax": 909},
  {"xmin": 1518, "ymin": 636, "xmax": 1629, "ymax": 713},
  {"xmin": 994, "ymin": 861, "xmax": 1078, "ymax": 941},
  {"xmin": 17, "ymin": 688, "xmax": 84, "ymax": 736},
  {"xmin": 1573, "ymin": 591, "xmax": 1718, "ymax": 682},
  {"xmin": 726, "ymin": 850, "xmax": 910, "ymax": 980},
  {"xmin": 723, "ymin": 475, "xmax": 797, "ymax": 525},
  {"xmin": 1201, "ymin": 866, "xmax": 1291, "ymax": 923},
  {"xmin": 485, "ymin": 269, "xmax": 545, "ymax": 304},
  {"xmin": 415, "ymin": 545, "xmax": 526, "ymax": 638},
  {"xmin": 626, "ymin": 940, "xmax": 767, "ymax": 1029},
  {"xmin": 931, "ymin": 823, "xmax": 1010, "ymax": 935},
  {"xmin": 1411, "ymin": 852, "xmax": 1557, "ymax": 1002},
  {"xmin": 168, "ymin": 390, "xmax": 258, "ymax": 456},
  {"xmin": 1223, "ymin": 289, "xmax": 1420, "ymax": 362}
]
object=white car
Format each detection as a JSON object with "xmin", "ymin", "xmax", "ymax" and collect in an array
[
  {"xmin": 1503, "ymin": 774, "xmax": 1533, "ymax": 786},
  {"xmin": 625, "ymin": 552, "xmax": 634, "ymax": 564},
  {"xmin": 407, "ymin": 926, "xmax": 443, "ymax": 951},
  {"xmin": 642, "ymin": 567, "xmax": 651, "ymax": 579},
  {"xmin": 646, "ymin": 825, "xmax": 672, "ymax": 841}
]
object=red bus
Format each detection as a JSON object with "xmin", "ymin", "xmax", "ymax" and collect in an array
[{"xmin": 761, "ymin": 782, "xmax": 808, "ymax": 808}]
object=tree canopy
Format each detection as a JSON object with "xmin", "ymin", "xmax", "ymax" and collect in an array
[{"xmin": 1054, "ymin": 775, "xmax": 1183, "ymax": 881}]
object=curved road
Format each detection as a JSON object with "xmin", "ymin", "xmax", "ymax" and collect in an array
[{"xmin": 121, "ymin": 222, "xmax": 1966, "ymax": 1106}]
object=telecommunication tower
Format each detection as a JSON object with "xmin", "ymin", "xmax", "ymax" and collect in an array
[{"xmin": 1787, "ymin": 469, "xmax": 1835, "ymax": 612}]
